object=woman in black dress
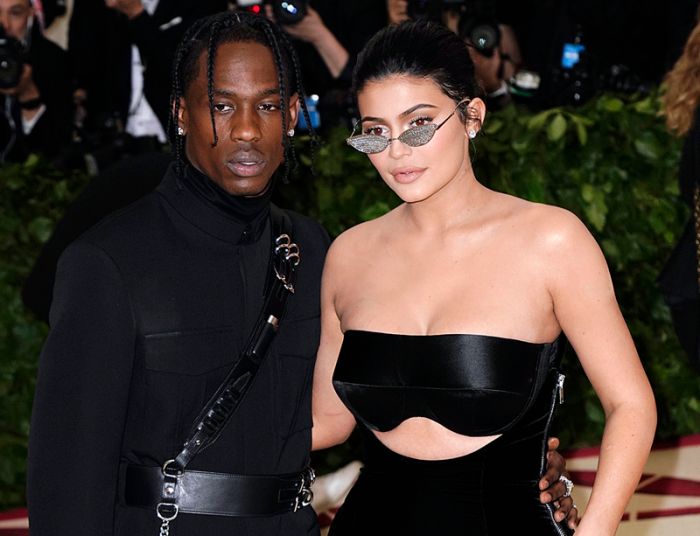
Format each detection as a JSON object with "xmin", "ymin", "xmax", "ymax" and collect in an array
[{"xmin": 312, "ymin": 20, "xmax": 656, "ymax": 536}]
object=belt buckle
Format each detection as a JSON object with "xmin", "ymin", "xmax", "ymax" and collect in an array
[{"xmin": 293, "ymin": 467, "xmax": 315, "ymax": 512}]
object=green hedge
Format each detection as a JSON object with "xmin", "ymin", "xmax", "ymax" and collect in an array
[
  {"xmin": 1, "ymin": 93, "xmax": 698, "ymax": 508},
  {"xmin": 0, "ymin": 156, "xmax": 89, "ymax": 507}
]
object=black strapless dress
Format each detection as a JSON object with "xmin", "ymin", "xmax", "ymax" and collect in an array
[{"xmin": 329, "ymin": 330, "xmax": 574, "ymax": 536}]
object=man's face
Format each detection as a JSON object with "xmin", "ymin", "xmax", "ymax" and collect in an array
[
  {"xmin": 0, "ymin": 0, "xmax": 32, "ymax": 41},
  {"xmin": 179, "ymin": 40, "xmax": 298, "ymax": 196}
]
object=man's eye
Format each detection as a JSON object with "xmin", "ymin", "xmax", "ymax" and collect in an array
[
  {"xmin": 363, "ymin": 126, "xmax": 386, "ymax": 136},
  {"xmin": 259, "ymin": 103, "xmax": 280, "ymax": 111},
  {"xmin": 213, "ymin": 103, "xmax": 233, "ymax": 113}
]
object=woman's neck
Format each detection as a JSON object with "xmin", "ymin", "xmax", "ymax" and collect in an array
[{"xmin": 400, "ymin": 167, "xmax": 489, "ymax": 236}]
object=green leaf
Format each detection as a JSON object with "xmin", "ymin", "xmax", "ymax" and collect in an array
[
  {"xmin": 575, "ymin": 121, "xmax": 588, "ymax": 145},
  {"xmin": 581, "ymin": 183, "xmax": 595, "ymax": 202},
  {"xmin": 483, "ymin": 118, "xmax": 503, "ymax": 135},
  {"xmin": 634, "ymin": 133, "xmax": 661, "ymax": 160},
  {"xmin": 547, "ymin": 114, "xmax": 567, "ymax": 141},
  {"xmin": 527, "ymin": 110, "xmax": 553, "ymax": 130},
  {"xmin": 601, "ymin": 96, "xmax": 624, "ymax": 112},
  {"xmin": 27, "ymin": 216, "xmax": 54, "ymax": 243}
]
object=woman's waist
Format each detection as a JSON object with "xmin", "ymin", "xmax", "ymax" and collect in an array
[
  {"xmin": 359, "ymin": 422, "xmax": 548, "ymax": 482},
  {"xmin": 368, "ymin": 416, "xmax": 502, "ymax": 460}
]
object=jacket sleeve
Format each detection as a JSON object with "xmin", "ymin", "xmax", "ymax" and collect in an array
[{"xmin": 27, "ymin": 240, "xmax": 137, "ymax": 535}]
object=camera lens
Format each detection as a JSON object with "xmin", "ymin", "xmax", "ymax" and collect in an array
[
  {"xmin": 0, "ymin": 35, "xmax": 24, "ymax": 89},
  {"xmin": 274, "ymin": 1, "xmax": 307, "ymax": 24},
  {"xmin": 469, "ymin": 23, "xmax": 499, "ymax": 56}
]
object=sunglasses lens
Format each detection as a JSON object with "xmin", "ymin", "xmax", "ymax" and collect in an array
[
  {"xmin": 346, "ymin": 135, "xmax": 389, "ymax": 154},
  {"xmin": 399, "ymin": 124, "xmax": 438, "ymax": 147}
]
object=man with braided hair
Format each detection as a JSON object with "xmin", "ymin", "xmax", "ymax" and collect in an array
[
  {"xmin": 28, "ymin": 11, "xmax": 326, "ymax": 535},
  {"xmin": 27, "ymin": 11, "xmax": 576, "ymax": 535}
]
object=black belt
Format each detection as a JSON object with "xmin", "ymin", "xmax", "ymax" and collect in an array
[{"xmin": 124, "ymin": 464, "xmax": 315, "ymax": 517}]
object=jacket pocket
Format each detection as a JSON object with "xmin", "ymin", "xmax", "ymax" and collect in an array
[{"xmin": 137, "ymin": 327, "xmax": 242, "ymax": 453}]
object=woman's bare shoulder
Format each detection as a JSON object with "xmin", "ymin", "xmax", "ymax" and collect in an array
[
  {"xmin": 503, "ymin": 195, "xmax": 593, "ymax": 250},
  {"xmin": 326, "ymin": 209, "xmax": 398, "ymax": 258}
]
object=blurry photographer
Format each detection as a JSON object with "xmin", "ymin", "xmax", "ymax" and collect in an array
[
  {"xmin": 391, "ymin": 1, "xmax": 522, "ymax": 110},
  {"xmin": 458, "ymin": 6, "xmax": 521, "ymax": 110},
  {"xmin": 260, "ymin": 0, "xmax": 386, "ymax": 127},
  {"xmin": 0, "ymin": 0, "xmax": 72, "ymax": 163},
  {"xmin": 69, "ymin": 0, "xmax": 227, "ymax": 170}
]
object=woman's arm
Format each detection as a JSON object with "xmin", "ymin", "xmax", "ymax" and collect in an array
[
  {"xmin": 546, "ymin": 209, "xmax": 656, "ymax": 536},
  {"xmin": 311, "ymin": 240, "xmax": 358, "ymax": 451}
]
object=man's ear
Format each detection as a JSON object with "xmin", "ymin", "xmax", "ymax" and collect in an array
[
  {"xmin": 288, "ymin": 93, "xmax": 300, "ymax": 131},
  {"xmin": 176, "ymin": 96, "xmax": 187, "ymax": 135}
]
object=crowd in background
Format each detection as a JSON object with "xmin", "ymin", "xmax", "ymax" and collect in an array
[{"xmin": 0, "ymin": 0, "xmax": 698, "ymax": 175}]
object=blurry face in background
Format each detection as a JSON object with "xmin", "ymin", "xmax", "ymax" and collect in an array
[
  {"xmin": 386, "ymin": 0, "xmax": 409, "ymax": 25},
  {"xmin": 179, "ymin": 40, "xmax": 298, "ymax": 196},
  {"xmin": 0, "ymin": 0, "xmax": 32, "ymax": 41}
]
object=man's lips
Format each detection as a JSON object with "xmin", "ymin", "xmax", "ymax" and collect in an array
[
  {"xmin": 226, "ymin": 152, "xmax": 266, "ymax": 177},
  {"xmin": 390, "ymin": 166, "xmax": 427, "ymax": 184}
]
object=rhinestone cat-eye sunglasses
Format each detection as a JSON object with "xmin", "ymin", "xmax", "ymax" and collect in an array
[{"xmin": 346, "ymin": 99, "xmax": 471, "ymax": 154}]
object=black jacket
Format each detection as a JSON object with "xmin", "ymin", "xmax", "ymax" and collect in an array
[
  {"xmin": 68, "ymin": 0, "xmax": 227, "ymax": 133},
  {"xmin": 27, "ymin": 163, "xmax": 329, "ymax": 535}
]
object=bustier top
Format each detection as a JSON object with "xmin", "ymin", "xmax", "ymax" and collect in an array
[{"xmin": 332, "ymin": 330, "xmax": 563, "ymax": 437}]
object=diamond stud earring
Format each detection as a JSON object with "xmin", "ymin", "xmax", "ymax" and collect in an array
[
  {"xmin": 177, "ymin": 126, "xmax": 185, "ymax": 136},
  {"xmin": 468, "ymin": 129, "xmax": 477, "ymax": 139},
  {"xmin": 287, "ymin": 128, "xmax": 295, "ymax": 137}
]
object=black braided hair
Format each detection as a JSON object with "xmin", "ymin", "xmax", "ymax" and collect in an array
[{"xmin": 168, "ymin": 11, "xmax": 317, "ymax": 181}]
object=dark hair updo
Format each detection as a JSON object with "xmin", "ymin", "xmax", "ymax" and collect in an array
[{"xmin": 353, "ymin": 20, "xmax": 483, "ymax": 121}]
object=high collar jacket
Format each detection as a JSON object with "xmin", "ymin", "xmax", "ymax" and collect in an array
[{"xmin": 27, "ymin": 164, "xmax": 330, "ymax": 536}]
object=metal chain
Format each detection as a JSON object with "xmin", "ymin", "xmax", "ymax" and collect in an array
[
  {"xmin": 694, "ymin": 185, "xmax": 700, "ymax": 288},
  {"xmin": 159, "ymin": 519, "xmax": 170, "ymax": 536}
]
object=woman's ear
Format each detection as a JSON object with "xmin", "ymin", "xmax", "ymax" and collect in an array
[{"xmin": 465, "ymin": 97, "xmax": 487, "ymax": 137}]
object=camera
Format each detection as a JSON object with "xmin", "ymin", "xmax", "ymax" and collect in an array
[
  {"xmin": 0, "ymin": 26, "xmax": 25, "ymax": 90},
  {"xmin": 457, "ymin": 1, "xmax": 501, "ymax": 57},
  {"xmin": 237, "ymin": 0, "xmax": 308, "ymax": 25},
  {"xmin": 272, "ymin": 0, "xmax": 307, "ymax": 24}
]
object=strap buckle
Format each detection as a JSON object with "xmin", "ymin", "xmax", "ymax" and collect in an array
[
  {"xmin": 293, "ymin": 466, "xmax": 315, "ymax": 512},
  {"xmin": 156, "ymin": 459, "xmax": 181, "ymax": 534},
  {"xmin": 156, "ymin": 502, "xmax": 179, "ymax": 522},
  {"xmin": 274, "ymin": 234, "xmax": 300, "ymax": 293}
]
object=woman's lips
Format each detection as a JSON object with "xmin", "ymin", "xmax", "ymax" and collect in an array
[{"xmin": 390, "ymin": 166, "xmax": 426, "ymax": 184}]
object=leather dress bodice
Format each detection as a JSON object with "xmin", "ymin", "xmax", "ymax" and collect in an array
[{"xmin": 332, "ymin": 330, "xmax": 563, "ymax": 437}]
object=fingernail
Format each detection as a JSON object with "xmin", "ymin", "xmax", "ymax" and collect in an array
[{"xmin": 555, "ymin": 513, "xmax": 564, "ymax": 522}]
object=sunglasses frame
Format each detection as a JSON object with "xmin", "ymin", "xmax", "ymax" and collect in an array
[{"xmin": 346, "ymin": 99, "xmax": 472, "ymax": 154}]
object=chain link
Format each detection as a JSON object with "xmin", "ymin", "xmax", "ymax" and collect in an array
[{"xmin": 159, "ymin": 519, "xmax": 170, "ymax": 536}]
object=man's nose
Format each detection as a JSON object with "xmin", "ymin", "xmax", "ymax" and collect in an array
[{"xmin": 230, "ymin": 108, "xmax": 262, "ymax": 142}]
